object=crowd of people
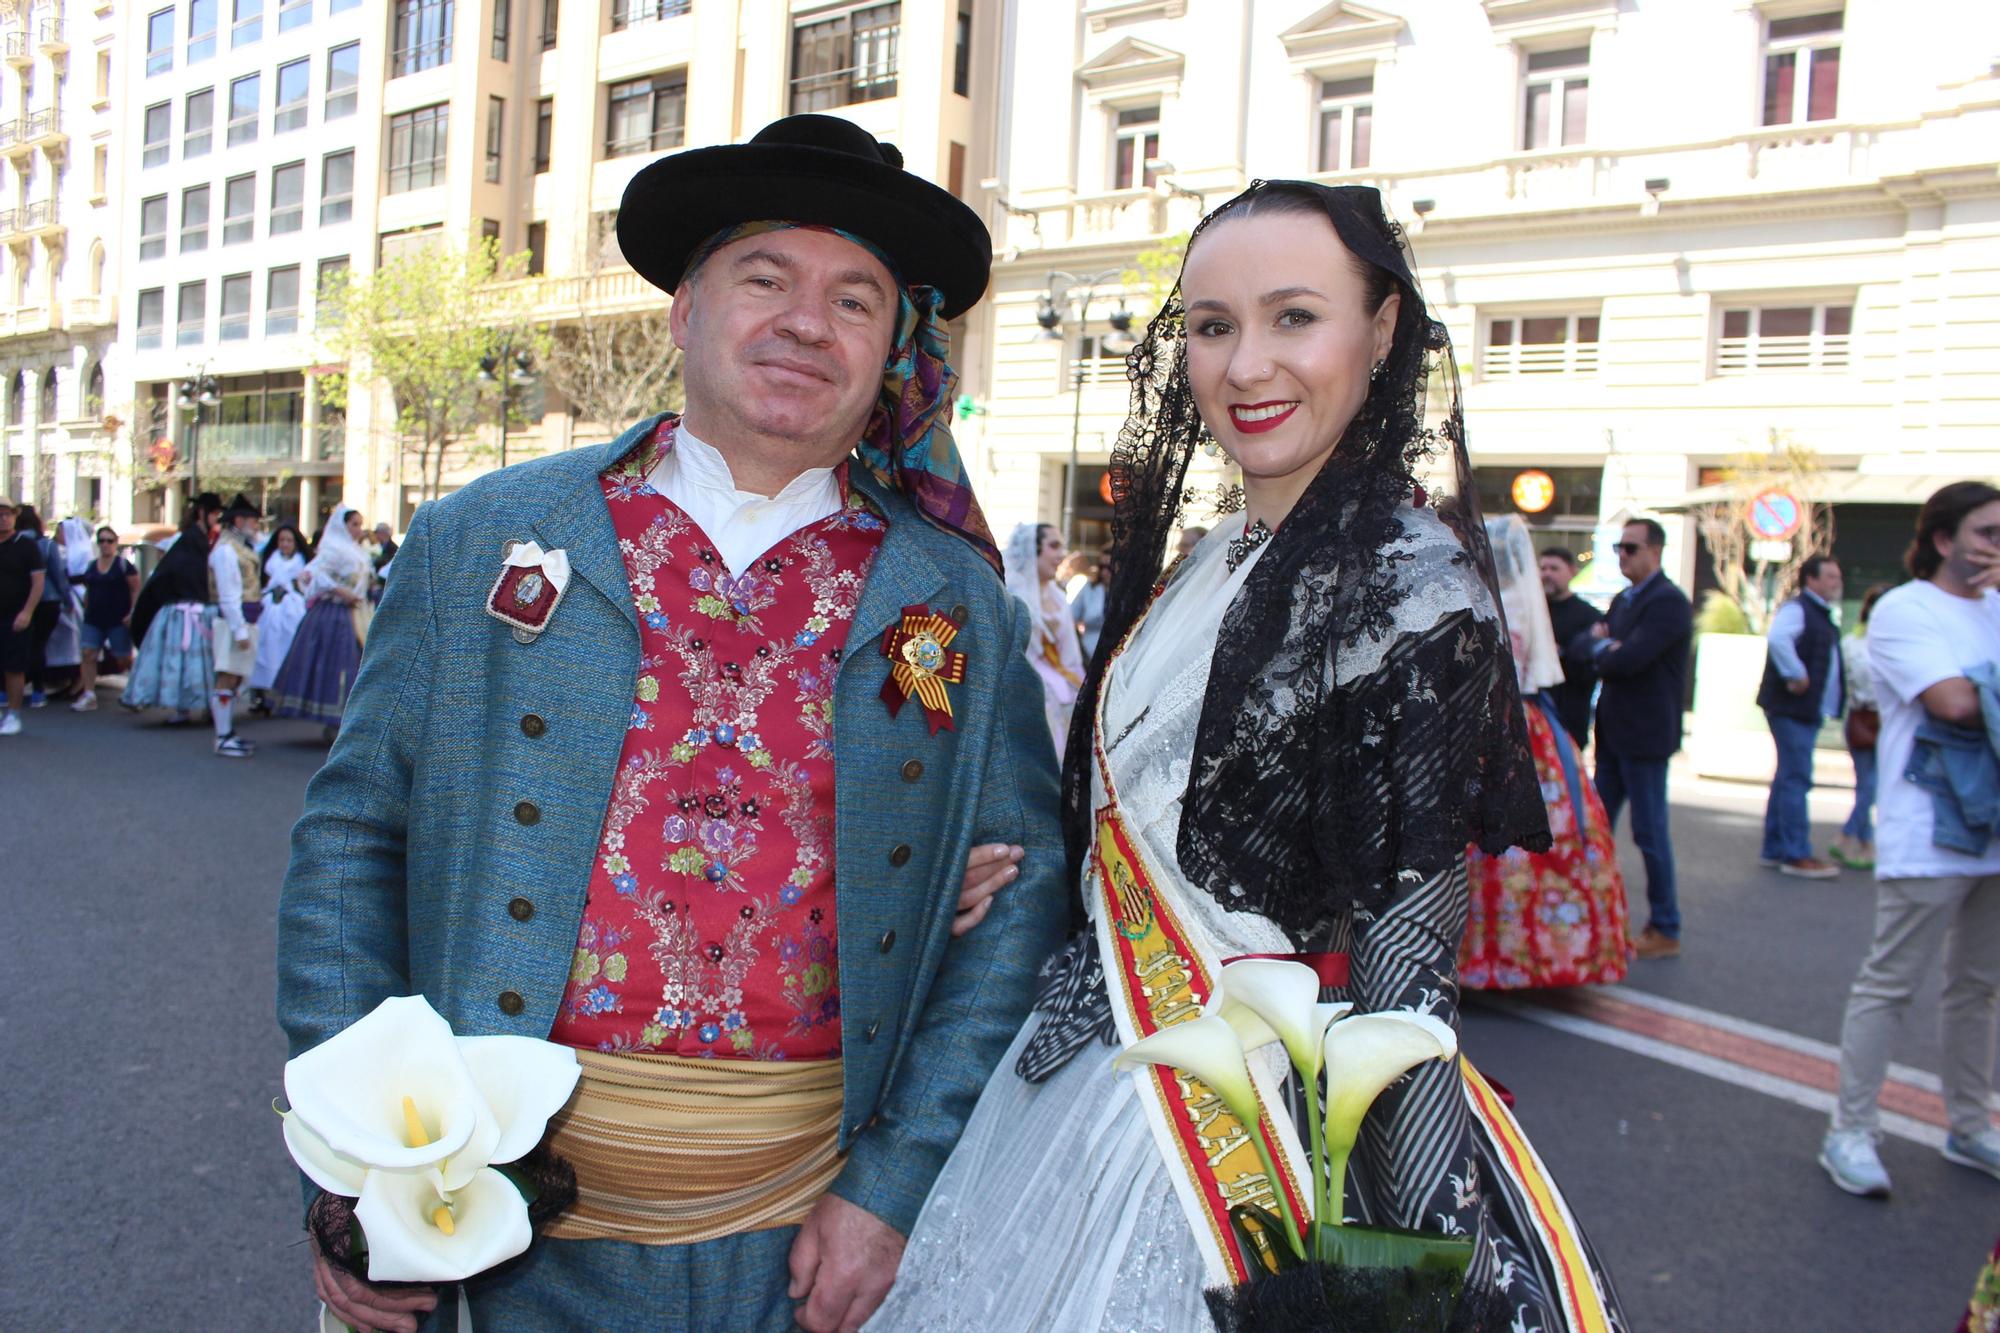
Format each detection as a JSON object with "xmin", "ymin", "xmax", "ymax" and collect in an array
[{"xmin": 0, "ymin": 489, "xmax": 392, "ymax": 752}]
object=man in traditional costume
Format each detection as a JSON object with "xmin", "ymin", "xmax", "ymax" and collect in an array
[
  {"xmin": 208, "ymin": 494, "xmax": 263, "ymax": 758},
  {"xmin": 277, "ymin": 113, "xmax": 1066, "ymax": 1333}
]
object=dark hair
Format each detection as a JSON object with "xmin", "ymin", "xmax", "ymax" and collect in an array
[
  {"xmin": 1908, "ymin": 481, "xmax": 2000, "ymax": 580},
  {"xmin": 1539, "ymin": 546, "xmax": 1577, "ymax": 568},
  {"xmin": 1202, "ymin": 186, "xmax": 1399, "ymax": 315},
  {"xmin": 1623, "ymin": 517, "xmax": 1666, "ymax": 549},
  {"xmin": 1858, "ymin": 583, "xmax": 1890, "ymax": 627},
  {"xmin": 1798, "ymin": 553, "xmax": 1838, "ymax": 589},
  {"xmin": 13, "ymin": 503, "xmax": 42, "ymax": 536},
  {"xmin": 95, "ymin": 525, "xmax": 117, "ymax": 543},
  {"xmin": 260, "ymin": 522, "xmax": 311, "ymax": 564},
  {"xmin": 1034, "ymin": 522, "xmax": 1057, "ymax": 554}
]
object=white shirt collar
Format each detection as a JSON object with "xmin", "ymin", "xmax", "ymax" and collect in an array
[
  {"xmin": 653, "ymin": 422, "xmax": 842, "ymax": 505},
  {"xmin": 645, "ymin": 421, "xmax": 847, "ymax": 576}
]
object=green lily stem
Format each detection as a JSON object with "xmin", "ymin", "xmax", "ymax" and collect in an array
[
  {"xmin": 1320, "ymin": 1135, "xmax": 1354, "ymax": 1262},
  {"xmin": 1246, "ymin": 1118, "xmax": 1306, "ymax": 1259},
  {"xmin": 1304, "ymin": 1064, "xmax": 1327, "ymax": 1241}
]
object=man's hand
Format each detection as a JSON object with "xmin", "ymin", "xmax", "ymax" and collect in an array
[
  {"xmin": 788, "ymin": 1193, "xmax": 905, "ymax": 1333},
  {"xmin": 310, "ymin": 1237, "xmax": 436, "ymax": 1333},
  {"xmin": 1589, "ymin": 621, "xmax": 1609, "ymax": 640},
  {"xmin": 1786, "ymin": 676, "xmax": 1810, "ymax": 696},
  {"xmin": 10, "ymin": 609, "xmax": 27, "ymax": 632},
  {"xmin": 953, "ymin": 842, "xmax": 1023, "ymax": 937}
]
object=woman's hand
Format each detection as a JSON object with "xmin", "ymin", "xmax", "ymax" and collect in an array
[{"xmin": 953, "ymin": 843, "xmax": 1024, "ymax": 936}]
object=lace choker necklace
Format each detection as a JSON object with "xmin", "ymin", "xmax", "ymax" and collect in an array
[{"xmin": 1226, "ymin": 519, "xmax": 1273, "ymax": 573}]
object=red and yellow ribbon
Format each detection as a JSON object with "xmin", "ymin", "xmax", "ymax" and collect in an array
[{"xmin": 880, "ymin": 605, "xmax": 967, "ymax": 734}]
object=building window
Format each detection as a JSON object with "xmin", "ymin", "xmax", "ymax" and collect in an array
[
  {"xmin": 1483, "ymin": 313, "xmax": 1600, "ymax": 378},
  {"xmin": 139, "ymin": 194, "xmax": 168, "ymax": 260},
  {"xmin": 393, "ymin": 0, "xmax": 454, "ymax": 76},
  {"xmin": 220, "ymin": 272, "xmax": 252, "ymax": 341},
  {"xmin": 953, "ymin": 0, "xmax": 971, "ymax": 97},
  {"xmin": 268, "ymin": 265, "xmax": 301, "ymax": 334},
  {"xmin": 611, "ymin": 0, "xmax": 689, "ymax": 30},
  {"xmin": 96, "ymin": 49, "xmax": 112, "ymax": 100},
  {"xmin": 143, "ymin": 101, "xmax": 172, "ymax": 167},
  {"xmin": 147, "ymin": 7, "xmax": 175, "ymax": 75},
  {"xmin": 224, "ymin": 173, "xmax": 256, "ymax": 244},
  {"xmin": 1717, "ymin": 302, "xmax": 1852, "ymax": 374},
  {"xmin": 789, "ymin": 2, "xmax": 899, "ymax": 113},
  {"xmin": 1523, "ymin": 47, "xmax": 1588, "ymax": 150},
  {"xmin": 540, "ymin": 0, "xmax": 555, "ymax": 47},
  {"xmin": 331, "ymin": 0, "xmax": 359, "ymax": 14},
  {"xmin": 138, "ymin": 289, "xmax": 166, "ymax": 347},
  {"xmin": 279, "ymin": 0, "xmax": 311, "ymax": 33},
  {"xmin": 185, "ymin": 88, "xmax": 215, "ymax": 158},
  {"xmin": 276, "ymin": 58, "xmax": 309, "ymax": 133},
  {"xmin": 605, "ymin": 73, "xmax": 685, "ymax": 157},
  {"xmin": 480, "ymin": 217, "xmax": 501, "ymax": 246},
  {"xmin": 1316, "ymin": 75, "xmax": 1372, "ymax": 173},
  {"xmin": 526, "ymin": 220, "xmax": 545, "ymax": 275},
  {"xmin": 91, "ymin": 144, "xmax": 108, "ymax": 197},
  {"xmin": 1111, "ymin": 104, "xmax": 1160, "ymax": 190},
  {"xmin": 1763, "ymin": 10, "xmax": 1840, "ymax": 125},
  {"xmin": 387, "ymin": 103, "xmax": 449, "ymax": 192},
  {"xmin": 1069, "ymin": 332, "xmax": 1131, "ymax": 389},
  {"xmin": 326, "ymin": 42, "xmax": 360, "ymax": 119},
  {"xmin": 181, "ymin": 185, "xmax": 212, "ymax": 253},
  {"xmin": 233, "ymin": 0, "xmax": 262, "ymax": 47},
  {"xmin": 533, "ymin": 96, "xmax": 551, "ymax": 172},
  {"xmin": 271, "ymin": 161, "xmax": 306, "ymax": 233},
  {"xmin": 491, "ymin": 0, "xmax": 508, "ymax": 59},
  {"xmin": 178, "ymin": 281, "xmax": 207, "ymax": 345},
  {"xmin": 485, "ymin": 95, "xmax": 503, "ymax": 181},
  {"xmin": 189, "ymin": 0, "xmax": 219, "ymax": 63},
  {"xmin": 316, "ymin": 255, "xmax": 349, "ymax": 324},
  {"xmin": 321, "ymin": 150, "xmax": 354, "ymax": 223},
  {"xmin": 228, "ymin": 73, "xmax": 261, "ymax": 146}
]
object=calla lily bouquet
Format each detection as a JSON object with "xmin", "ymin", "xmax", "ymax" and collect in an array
[
  {"xmin": 1114, "ymin": 959, "xmax": 1478, "ymax": 1331},
  {"xmin": 278, "ymin": 996, "xmax": 582, "ymax": 1328}
]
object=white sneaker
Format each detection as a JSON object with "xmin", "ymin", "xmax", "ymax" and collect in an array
[
  {"xmin": 1943, "ymin": 1128, "xmax": 2000, "ymax": 1182},
  {"xmin": 0, "ymin": 710, "xmax": 18, "ymax": 736},
  {"xmin": 69, "ymin": 691, "xmax": 97, "ymax": 712},
  {"xmin": 213, "ymin": 733, "xmax": 256, "ymax": 759},
  {"xmin": 1819, "ymin": 1128, "xmax": 1891, "ymax": 1197}
]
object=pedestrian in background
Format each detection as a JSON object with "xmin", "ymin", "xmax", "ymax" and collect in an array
[
  {"xmin": 14, "ymin": 504, "xmax": 61, "ymax": 706},
  {"xmin": 0, "ymin": 494, "xmax": 43, "ymax": 736},
  {"xmin": 271, "ymin": 504, "xmax": 372, "ymax": 740},
  {"xmin": 1582, "ymin": 516, "xmax": 1694, "ymax": 959},
  {"xmin": 71, "ymin": 526, "xmax": 139, "ymax": 711},
  {"xmin": 1832, "ymin": 583, "xmax": 1890, "ymax": 870},
  {"xmin": 124, "ymin": 494, "xmax": 223, "ymax": 726},
  {"xmin": 1003, "ymin": 520, "xmax": 1083, "ymax": 759},
  {"xmin": 248, "ymin": 523, "xmax": 310, "ymax": 712},
  {"xmin": 1757, "ymin": 554, "xmax": 1845, "ymax": 879},
  {"xmin": 1820, "ymin": 480, "xmax": 2000, "ymax": 1198},
  {"xmin": 367, "ymin": 521, "xmax": 397, "ymax": 605},
  {"xmin": 1070, "ymin": 552, "xmax": 1111, "ymax": 661},
  {"xmin": 1542, "ymin": 544, "xmax": 1603, "ymax": 746}
]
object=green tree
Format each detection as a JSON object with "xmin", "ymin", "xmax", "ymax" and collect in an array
[{"xmin": 318, "ymin": 237, "xmax": 547, "ymax": 504}]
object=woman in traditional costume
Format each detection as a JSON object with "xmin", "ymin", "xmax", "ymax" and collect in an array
[
  {"xmin": 869, "ymin": 183, "xmax": 1624, "ymax": 1332},
  {"xmin": 271, "ymin": 505, "xmax": 372, "ymax": 737},
  {"xmin": 248, "ymin": 523, "xmax": 311, "ymax": 709},
  {"xmin": 1459, "ymin": 516, "xmax": 1632, "ymax": 991},
  {"xmin": 123, "ymin": 502, "xmax": 219, "ymax": 723},
  {"xmin": 1003, "ymin": 520, "xmax": 1085, "ymax": 757}
]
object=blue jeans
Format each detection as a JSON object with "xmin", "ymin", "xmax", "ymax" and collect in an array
[
  {"xmin": 1762, "ymin": 712, "xmax": 1822, "ymax": 863},
  {"xmin": 1596, "ymin": 752, "xmax": 1679, "ymax": 938},
  {"xmin": 1844, "ymin": 746, "xmax": 1877, "ymax": 843}
]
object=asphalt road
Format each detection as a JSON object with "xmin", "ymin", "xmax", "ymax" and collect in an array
[{"xmin": 3, "ymin": 702, "xmax": 1993, "ymax": 1330}]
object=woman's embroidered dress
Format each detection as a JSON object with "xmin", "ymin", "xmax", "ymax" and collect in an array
[
  {"xmin": 549, "ymin": 427, "xmax": 886, "ymax": 1060},
  {"xmin": 1460, "ymin": 699, "xmax": 1632, "ymax": 990}
]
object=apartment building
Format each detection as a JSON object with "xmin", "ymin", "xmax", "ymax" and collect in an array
[
  {"xmin": 121, "ymin": 0, "xmax": 374, "ymax": 530},
  {"xmin": 0, "ymin": 0, "xmax": 122, "ymax": 522},
  {"xmin": 345, "ymin": 0, "xmax": 998, "ymax": 528},
  {"xmin": 974, "ymin": 0, "xmax": 2000, "ymax": 591}
]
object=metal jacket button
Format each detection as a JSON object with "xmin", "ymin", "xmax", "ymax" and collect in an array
[
  {"xmin": 514, "ymin": 800, "xmax": 540, "ymax": 826},
  {"xmin": 949, "ymin": 603, "xmax": 969, "ymax": 622},
  {"xmin": 520, "ymin": 713, "xmax": 546, "ymax": 738},
  {"xmin": 864, "ymin": 1019, "xmax": 880, "ymax": 1041},
  {"xmin": 497, "ymin": 990, "xmax": 525, "ymax": 1016},
  {"xmin": 879, "ymin": 929, "xmax": 896, "ymax": 953},
  {"xmin": 889, "ymin": 844, "xmax": 911, "ymax": 867},
  {"xmin": 901, "ymin": 759, "xmax": 923, "ymax": 782},
  {"xmin": 508, "ymin": 897, "xmax": 534, "ymax": 921}
]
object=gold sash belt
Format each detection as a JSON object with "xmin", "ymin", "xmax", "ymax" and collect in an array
[{"xmin": 542, "ymin": 1050, "xmax": 845, "ymax": 1246}]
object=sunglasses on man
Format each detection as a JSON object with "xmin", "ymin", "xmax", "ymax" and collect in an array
[{"xmin": 1613, "ymin": 541, "xmax": 1652, "ymax": 556}]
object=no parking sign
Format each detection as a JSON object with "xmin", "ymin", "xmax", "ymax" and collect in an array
[{"xmin": 1746, "ymin": 488, "xmax": 1804, "ymax": 541}]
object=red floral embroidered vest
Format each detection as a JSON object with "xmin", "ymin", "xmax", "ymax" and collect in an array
[{"xmin": 549, "ymin": 426, "xmax": 886, "ymax": 1058}]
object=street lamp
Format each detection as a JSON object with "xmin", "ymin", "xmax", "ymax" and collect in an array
[
  {"xmin": 174, "ymin": 369, "xmax": 220, "ymax": 499},
  {"xmin": 1039, "ymin": 268, "xmax": 1136, "ymax": 545},
  {"xmin": 479, "ymin": 346, "xmax": 538, "ymax": 470}
]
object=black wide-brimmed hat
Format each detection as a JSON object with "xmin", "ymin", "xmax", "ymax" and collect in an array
[
  {"xmin": 222, "ymin": 492, "xmax": 262, "ymax": 520},
  {"xmin": 618, "ymin": 114, "xmax": 993, "ymax": 320}
]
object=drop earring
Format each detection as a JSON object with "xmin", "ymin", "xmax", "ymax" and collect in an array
[
  {"xmin": 1198, "ymin": 431, "xmax": 1222, "ymax": 458},
  {"xmin": 1369, "ymin": 360, "xmax": 1386, "ymax": 383}
]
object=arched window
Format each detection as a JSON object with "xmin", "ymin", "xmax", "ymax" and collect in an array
[
  {"xmin": 86, "ymin": 361, "xmax": 104, "ymax": 415},
  {"xmin": 89, "ymin": 242, "xmax": 105, "ymax": 296},
  {"xmin": 38, "ymin": 367, "xmax": 58, "ymax": 422},
  {"xmin": 6, "ymin": 370, "xmax": 24, "ymax": 426}
]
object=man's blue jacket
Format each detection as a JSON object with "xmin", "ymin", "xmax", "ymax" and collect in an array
[{"xmin": 276, "ymin": 417, "xmax": 1068, "ymax": 1235}]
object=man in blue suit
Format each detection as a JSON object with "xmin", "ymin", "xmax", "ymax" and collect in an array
[
  {"xmin": 1581, "ymin": 517, "xmax": 1694, "ymax": 959},
  {"xmin": 278, "ymin": 116, "xmax": 1066, "ymax": 1333}
]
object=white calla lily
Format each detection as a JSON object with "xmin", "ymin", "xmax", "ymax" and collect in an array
[
  {"xmin": 1320, "ymin": 1009, "xmax": 1458, "ymax": 1151},
  {"xmin": 282, "ymin": 1109, "xmax": 371, "ymax": 1198},
  {"xmin": 353, "ymin": 1163, "xmax": 534, "ymax": 1283},
  {"xmin": 283, "ymin": 996, "xmax": 485, "ymax": 1174},
  {"xmin": 1112, "ymin": 1013, "xmax": 1262, "ymax": 1127},
  {"xmin": 455, "ymin": 1035, "xmax": 583, "ymax": 1166},
  {"xmin": 1214, "ymin": 959, "xmax": 1329, "ymax": 1078}
]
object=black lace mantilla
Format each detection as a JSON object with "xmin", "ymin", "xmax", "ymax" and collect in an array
[{"xmin": 1058, "ymin": 181, "xmax": 1548, "ymax": 939}]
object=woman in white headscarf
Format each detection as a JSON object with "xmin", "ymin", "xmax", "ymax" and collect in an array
[
  {"xmin": 1460, "ymin": 515, "xmax": 1632, "ymax": 990},
  {"xmin": 247, "ymin": 523, "xmax": 311, "ymax": 707},
  {"xmin": 1002, "ymin": 521, "xmax": 1084, "ymax": 759},
  {"xmin": 271, "ymin": 505, "xmax": 372, "ymax": 739}
]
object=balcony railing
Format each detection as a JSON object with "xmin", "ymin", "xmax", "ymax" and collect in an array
[
  {"xmin": 1068, "ymin": 356, "xmax": 1129, "ymax": 388},
  {"xmin": 22, "ymin": 198, "xmax": 58, "ymax": 231},
  {"xmin": 1716, "ymin": 333, "xmax": 1851, "ymax": 375},
  {"xmin": 39, "ymin": 17, "xmax": 66, "ymax": 52},
  {"xmin": 21, "ymin": 107, "xmax": 62, "ymax": 145},
  {"xmin": 205, "ymin": 421, "xmax": 304, "ymax": 461},
  {"xmin": 1484, "ymin": 341, "xmax": 1601, "ymax": 378},
  {"xmin": 3, "ymin": 31, "xmax": 28, "ymax": 65},
  {"xmin": 0, "ymin": 208, "xmax": 17, "ymax": 237}
]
